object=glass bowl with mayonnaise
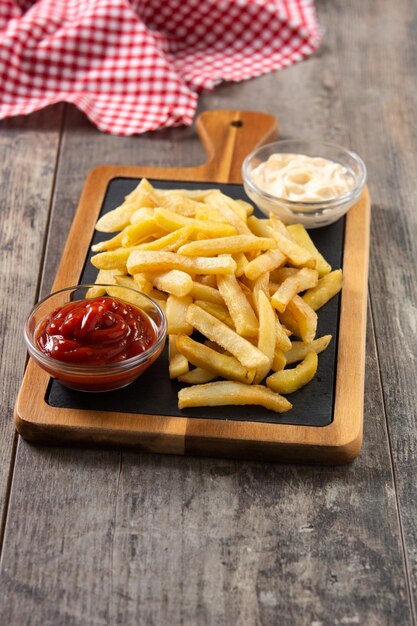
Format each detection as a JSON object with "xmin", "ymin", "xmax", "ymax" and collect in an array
[{"xmin": 242, "ymin": 140, "xmax": 367, "ymax": 228}]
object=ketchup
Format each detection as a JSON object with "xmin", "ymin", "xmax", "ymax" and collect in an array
[{"xmin": 36, "ymin": 297, "xmax": 156, "ymax": 366}]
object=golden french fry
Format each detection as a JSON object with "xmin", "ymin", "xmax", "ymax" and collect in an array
[
  {"xmin": 233, "ymin": 252, "xmax": 250, "ymax": 277},
  {"xmin": 151, "ymin": 269, "xmax": 193, "ymax": 297},
  {"xmin": 135, "ymin": 226, "xmax": 194, "ymax": 252},
  {"xmin": 129, "ymin": 207, "xmax": 155, "ymax": 225},
  {"xmin": 178, "ymin": 368, "xmax": 217, "ymax": 384},
  {"xmin": 194, "ymin": 300, "xmax": 235, "ymax": 329},
  {"xmin": 85, "ymin": 268, "xmax": 125, "ymax": 298},
  {"xmin": 95, "ymin": 202, "xmax": 142, "ymax": 233},
  {"xmin": 251, "ymin": 272, "xmax": 270, "ymax": 316},
  {"xmin": 124, "ymin": 178, "xmax": 158, "ymax": 205},
  {"xmin": 270, "ymin": 268, "xmax": 319, "ymax": 313},
  {"xmin": 186, "ymin": 304, "xmax": 269, "ymax": 370},
  {"xmin": 115, "ymin": 274, "xmax": 168, "ymax": 304},
  {"xmin": 272, "ymin": 348, "xmax": 287, "ymax": 372},
  {"xmin": 244, "ymin": 248, "xmax": 287, "ymax": 281},
  {"xmin": 166, "ymin": 295, "xmax": 193, "ymax": 335},
  {"xmin": 266, "ymin": 352, "xmax": 318, "ymax": 394},
  {"xmin": 253, "ymin": 290, "xmax": 276, "ymax": 384},
  {"xmin": 285, "ymin": 335, "xmax": 332, "ymax": 364},
  {"xmin": 178, "ymin": 381, "xmax": 292, "ymax": 413},
  {"xmin": 217, "ymin": 273, "xmax": 259, "ymax": 337},
  {"xmin": 120, "ymin": 217, "xmax": 162, "ymax": 247},
  {"xmin": 275, "ymin": 317, "xmax": 292, "ymax": 352},
  {"xmin": 154, "ymin": 207, "xmax": 236, "ymax": 238},
  {"xmin": 91, "ymin": 231, "xmax": 125, "ymax": 252},
  {"xmin": 287, "ymin": 224, "xmax": 331, "ymax": 277},
  {"xmin": 105, "ymin": 285, "xmax": 155, "ymax": 311},
  {"xmin": 280, "ymin": 295, "xmax": 317, "ymax": 342},
  {"xmin": 132, "ymin": 272, "xmax": 155, "ymax": 295},
  {"xmin": 189, "ymin": 281, "xmax": 224, "ymax": 305},
  {"xmin": 176, "ymin": 335, "xmax": 255, "ymax": 384},
  {"xmin": 303, "ymin": 270, "xmax": 343, "ymax": 310},
  {"xmin": 169, "ymin": 335, "xmax": 189, "ymax": 379},
  {"xmin": 127, "ymin": 250, "xmax": 237, "ymax": 276},
  {"xmin": 91, "ymin": 247, "xmax": 135, "ymax": 271},
  {"xmin": 269, "ymin": 267, "xmax": 298, "ymax": 283},
  {"xmin": 177, "ymin": 234, "xmax": 276, "ymax": 257}
]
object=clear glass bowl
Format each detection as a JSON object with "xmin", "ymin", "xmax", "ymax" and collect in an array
[
  {"xmin": 24, "ymin": 285, "xmax": 167, "ymax": 392},
  {"xmin": 242, "ymin": 140, "xmax": 367, "ymax": 228}
]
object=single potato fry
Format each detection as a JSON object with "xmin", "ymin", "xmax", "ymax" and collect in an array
[
  {"xmin": 266, "ymin": 352, "xmax": 318, "ymax": 394},
  {"xmin": 189, "ymin": 281, "xmax": 224, "ymax": 305},
  {"xmin": 154, "ymin": 207, "xmax": 236, "ymax": 238},
  {"xmin": 303, "ymin": 269, "xmax": 343, "ymax": 310},
  {"xmin": 169, "ymin": 335, "xmax": 189, "ymax": 379},
  {"xmin": 177, "ymin": 234, "xmax": 276, "ymax": 257},
  {"xmin": 166, "ymin": 295, "xmax": 193, "ymax": 335},
  {"xmin": 253, "ymin": 291, "xmax": 276, "ymax": 384},
  {"xmin": 151, "ymin": 269, "xmax": 193, "ymax": 297},
  {"xmin": 286, "ymin": 224, "xmax": 331, "ymax": 277},
  {"xmin": 217, "ymin": 273, "xmax": 259, "ymax": 337},
  {"xmin": 176, "ymin": 335, "xmax": 255, "ymax": 384},
  {"xmin": 270, "ymin": 267, "xmax": 319, "ymax": 313},
  {"xmin": 134, "ymin": 226, "xmax": 194, "ymax": 252},
  {"xmin": 243, "ymin": 248, "xmax": 287, "ymax": 281},
  {"xmin": 178, "ymin": 368, "xmax": 217, "ymax": 384},
  {"xmin": 194, "ymin": 300, "xmax": 235, "ymax": 329},
  {"xmin": 280, "ymin": 295, "xmax": 318, "ymax": 343},
  {"xmin": 178, "ymin": 381, "xmax": 292, "ymax": 413},
  {"xmin": 186, "ymin": 304, "xmax": 270, "ymax": 370},
  {"xmin": 269, "ymin": 216, "xmax": 316, "ymax": 268},
  {"xmin": 271, "ymin": 348, "xmax": 287, "ymax": 372},
  {"xmin": 91, "ymin": 247, "xmax": 134, "ymax": 271},
  {"xmin": 285, "ymin": 335, "xmax": 332, "ymax": 364},
  {"xmin": 127, "ymin": 250, "xmax": 237, "ymax": 276}
]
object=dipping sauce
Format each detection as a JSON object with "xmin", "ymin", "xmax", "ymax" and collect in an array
[
  {"xmin": 36, "ymin": 296, "xmax": 156, "ymax": 366},
  {"xmin": 250, "ymin": 153, "xmax": 356, "ymax": 204}
]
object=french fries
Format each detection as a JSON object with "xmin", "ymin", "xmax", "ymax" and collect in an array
[{"xmin": 89, "ymin": 178, "xmax": 343, "ymax": 414}]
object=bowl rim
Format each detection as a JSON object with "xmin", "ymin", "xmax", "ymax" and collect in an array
[
  {"xmin": 24, "ymin": 284, "xmax": 167, "ymax": 375},
  {"xmin": 242, "ymin": 139, "xmax": 367, "ymax": 211}
]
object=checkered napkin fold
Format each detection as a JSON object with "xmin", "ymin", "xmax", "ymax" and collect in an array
[{"xmin": 0, "ymin": 0, "xmax": 321, "ymax": 135}]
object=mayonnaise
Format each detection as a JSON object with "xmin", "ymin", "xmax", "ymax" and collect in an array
[{"xmin": 250, "ymin": 153, "xmax": 355, "ymax": 205}]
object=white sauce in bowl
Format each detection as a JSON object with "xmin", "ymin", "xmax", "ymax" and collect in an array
[{"xmin": 250, "ymin": 153, "xmax": 356, "ymax": 205}]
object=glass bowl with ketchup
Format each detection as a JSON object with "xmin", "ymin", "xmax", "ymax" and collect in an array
[
  {"xmin": 24, "ymin": 285, "xmax": 167, "ymax": 392},
  {"xmin": 242, "ymin": 140, "xmax": 367, "ymax": 228}
]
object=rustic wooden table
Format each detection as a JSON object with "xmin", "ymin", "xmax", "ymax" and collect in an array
[{"xmin": 1, "ymin": 1, "xmax": 416, "ymax": 624}]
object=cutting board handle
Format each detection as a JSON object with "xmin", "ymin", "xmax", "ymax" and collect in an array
[{"xmin": 194, "ymin": 110, "xmax": 278, "ymax": 183}]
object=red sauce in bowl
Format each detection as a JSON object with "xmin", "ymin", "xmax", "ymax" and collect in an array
[{"xmin": 36, "ymin": 296, "xmax": 156, "ymax": 366}]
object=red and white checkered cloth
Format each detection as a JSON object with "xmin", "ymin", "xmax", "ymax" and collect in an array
[{"xmin": 0, "ymin": 0, "xmax": 321, "ymax": 135}]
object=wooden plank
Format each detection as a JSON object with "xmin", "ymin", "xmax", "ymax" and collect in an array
[
  {"xmin": 0, "ymin": 106, "xmax": 63, "ymax": 530},
  {"xmin": 14, "ymin": 110, "xmax": 369, "ymax": 464}
]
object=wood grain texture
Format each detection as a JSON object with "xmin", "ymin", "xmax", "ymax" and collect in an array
[
  {"xmin": 0, "ymin": 106, "xmax": 63, "ymax": 523},
  {"xmin": 14, "ymin": 112, "xmax": 369, "ymax": 464},
  {"xmin": 1, "ymin": 0, "xmax": 417, "ymax": 623}
]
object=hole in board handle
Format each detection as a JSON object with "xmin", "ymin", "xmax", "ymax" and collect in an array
[{"xmin": 230, "ymin": 120, "xmax": 243, "ymax": 128}]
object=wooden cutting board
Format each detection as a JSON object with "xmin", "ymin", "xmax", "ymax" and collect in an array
[{"xmin": 15, "ymin": 110, "xmax": 370, "ymax": 464}]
